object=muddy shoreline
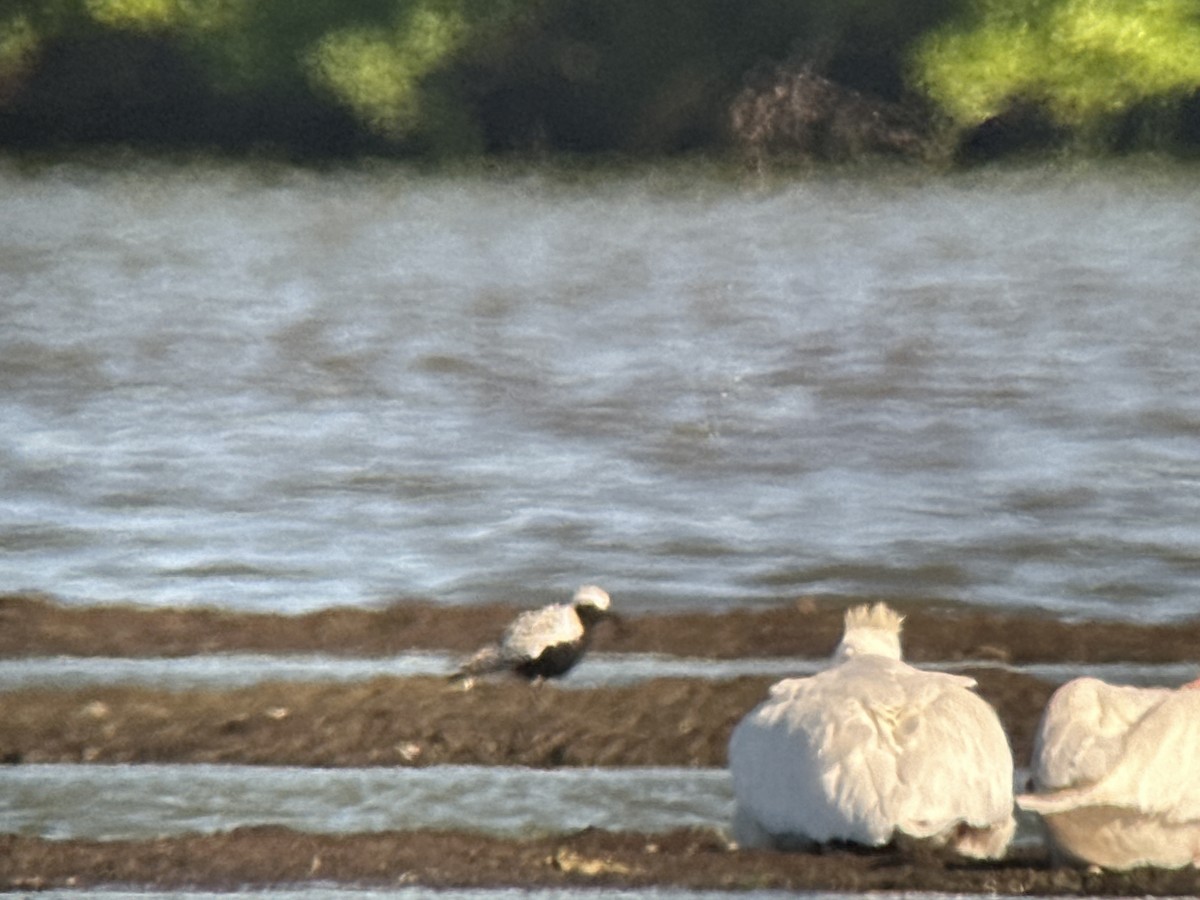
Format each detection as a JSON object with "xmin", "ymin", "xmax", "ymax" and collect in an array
[
  {"xmin": 1, "ymin": 669, "xmax": 1054, "ymax": 768},
  {"xmin": 5, "ymin": 591, "xmax": 1200, "ymax": 663},
  {"xmin": 4, "ymin": 593, "xmax": 1199, "ymax": 893},
  {"xmin": 5, "ymin": 827, "xmax": 1200, "ymax": 895}
]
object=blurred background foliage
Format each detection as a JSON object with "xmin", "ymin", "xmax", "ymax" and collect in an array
[
  {"xmin": 913, "ymin": 0, "xmax": 1200, "ymax": 147},
  {"xmin": 0, "ymin": 0, "xmax": 1199, "ymax": 160}
]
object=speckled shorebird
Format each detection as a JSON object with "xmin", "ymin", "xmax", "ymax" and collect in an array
[{"xmin": 451, "ymin": 585, "xmax": 617, "ymax": 687}]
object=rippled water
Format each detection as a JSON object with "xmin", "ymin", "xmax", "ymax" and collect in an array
[
  {"xmin": 0, "ymin": 762, "xmax": 1042, "ymax": 847},
  {"xmin": 0, "ymin": 764, "xmax": 733, "ymax": 841},
  {"xmin": 4, "ymin": 158, "xmax": 1200, "ymax": 620}
]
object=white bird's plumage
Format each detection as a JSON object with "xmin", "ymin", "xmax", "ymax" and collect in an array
[
  {"xmin": 1017, "ymin": 676, "xmax": 1200, "ymax": 869},
  {"xmin": 729, "ymin": 602, "xmax": 1015, "ymax": 858}
]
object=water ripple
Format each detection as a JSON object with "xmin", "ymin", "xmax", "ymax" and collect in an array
[{"xmin": 3, "ymin": 162, "xmax": 1200, "ymax": 621}]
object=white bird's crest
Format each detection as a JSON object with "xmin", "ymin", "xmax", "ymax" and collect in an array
[{"xmin": 834, "ymin": 602, "xmax": 904, "ymax": 661}]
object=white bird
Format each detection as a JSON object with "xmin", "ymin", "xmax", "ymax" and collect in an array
[
  {"xmin": 728, "ymin": 602, "xmax": 1015, "ymax": 858},
  {"xmin": 451, "ymin": 585, "xmax": 616, "ymax": 687},
  {"xmin": 1016, "ymin": 676, "xmax": 1200, "ymax": 869}
]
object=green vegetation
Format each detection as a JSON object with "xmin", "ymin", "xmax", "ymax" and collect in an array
[
  {"xmin": 1, "ymin": 0, "xmax": 1199, "ymax": 160},
  {"xmin": 912, "ymin": 0, "xmax": 1200, "ymax": 131}
]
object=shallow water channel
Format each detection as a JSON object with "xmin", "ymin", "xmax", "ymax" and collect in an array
[
  {"xmin": 0, "ymin": 764, "xmax": 732, "ymax": 841},
  {"xmin": 0, "ymin": 652, "xmax": 1194, "ymax": 692},
  {"xmin": 0, "ymin": 762, "xmax": 1044, "ymax": 848}
]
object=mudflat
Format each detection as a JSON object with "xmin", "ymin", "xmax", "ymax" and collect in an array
[
  {"xmin": 3, "ymin": 592, "xmax": 1198, "ymax": 894},
  {"xmin": 5, "ymin": 591, "xmax": 1199, "ymax": 662},
  {"xmin": 7, "ymin": 827, "xmax": 1200, "ymax": 895}
]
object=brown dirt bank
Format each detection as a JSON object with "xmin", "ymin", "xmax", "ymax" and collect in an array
[
  {"xmin": 5, "ymin": 595, "xmax": 1196, "ymax": 894},
  {"xmin": 1, "ymin": 669, "xmax": 1052, "ymax": 768},
  {"xmin": 5, "ymin": 826, "xmax": 1200, "ymax": 894},
  {"xmin": 4, "ymin": 591, "xmax": 1200, "ymax": 664}
]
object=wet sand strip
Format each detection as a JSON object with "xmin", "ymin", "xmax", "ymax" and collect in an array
[
  {"xmin": 4, "ymin": 826, "xmax": 1200, "ymax": 894},
  {"xmin": 1, "ymin": 670, "xmax": 1052, "ymax": 768},
  {"xmin": 4, "ymin": 592, "xmax": 1200, "ymax": 664}
]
